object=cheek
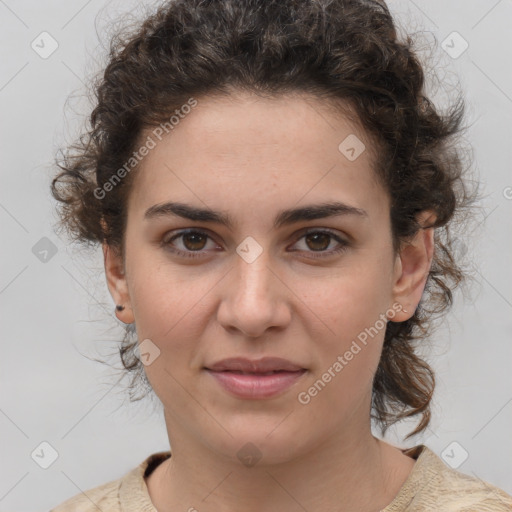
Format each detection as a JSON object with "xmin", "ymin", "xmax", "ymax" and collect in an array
[
  {"xmin": 292, "ymin": 262, "xmax": 390, "ymax": 341},
  {"xmin": 296, "ymin": 292, "xmax": 385, "ymax": 419},
  {"xmin": 126, "ymin": 256, "xmax": 214, "ymax": 367},
  {"xmin": 291, "ymin": 266, "xmax": 389, "ymax": 398},
  {"xmin": 128, "ymin": 244, "xmax": 209, "ymax": 328},
  {"xmin": 128, "ymin": 266, "xmax": 207, "ymax": 396}
]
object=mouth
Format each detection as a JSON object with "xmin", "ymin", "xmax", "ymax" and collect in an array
[
  {"xmin": 212, "ymin": 369, "xmax": 302, "ymax": 376},
  {"xmin": 204, "ymin": 356, "xmax": 306, "ymax": 374},
  {"xmin": 203, "ymin": 365, "xmax": 307, "ymax": 399}
]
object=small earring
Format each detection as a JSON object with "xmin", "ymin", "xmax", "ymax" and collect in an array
[
  {"xmin": 116, "ymin": 304, "xmax": 125, "ymax": 311},
  {"xmin": 403, "ymin": 308, "xmax": 408, "ymax": 313}
]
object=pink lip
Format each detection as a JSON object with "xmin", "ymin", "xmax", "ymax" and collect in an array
[
  {"xmin": 206, "ymin": 356, "xmax": 305, "ymax": 373},
  {"xmin": 205, "ymin": 369, "xmax": 307, "ymax": 399}
]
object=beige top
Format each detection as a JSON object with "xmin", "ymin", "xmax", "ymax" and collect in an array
[{"xmin": 50, "ymin": 444, "xmax": 512, "ymax": 511}]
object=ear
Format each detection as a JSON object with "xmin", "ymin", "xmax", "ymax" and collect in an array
[
  {"xmin": 390, "ymin": 209, "xmax": 436, "ymax": 322},
  {"xmin": 103, "ymin": 242, "xmax": 135, "ymax": 324}
]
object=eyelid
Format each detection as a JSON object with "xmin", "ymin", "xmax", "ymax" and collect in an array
[
  {"xmin": 288, "ymin": 227, "xmax": 350, "ymax": 255},
  {"xmin": 161, "ymin": 228, "xmax": 222, "ymax": 250},
  {"xmin": 292, "ymin": 226, "xmax": 347, "ymax": 241},
  {"xmin": 161, "ymin": 226, "xmax": 350, "ymax": 258}
]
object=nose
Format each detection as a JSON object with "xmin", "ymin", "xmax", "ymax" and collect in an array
[{"xmin": 216, "ymin": 249, "xmax": 291, "ymax": 338}]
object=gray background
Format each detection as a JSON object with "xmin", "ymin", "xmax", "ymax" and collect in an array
[{"xmin": 1, "ymin": 0, "xmax": 511, "ymax": 510}]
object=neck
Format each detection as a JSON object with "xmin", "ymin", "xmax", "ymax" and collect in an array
[{"xmin": 147, "ymin": 413, "xmax": 414, "ymax": 512}]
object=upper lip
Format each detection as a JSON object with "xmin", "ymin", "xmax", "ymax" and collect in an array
[{"xmin": 205, "ymin": 357, "xmax": 306, "ymax": 373}]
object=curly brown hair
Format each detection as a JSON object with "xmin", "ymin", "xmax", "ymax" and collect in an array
[{"xmin": 51, "ymin": 0, "xmax": 480, "ymax": 440}]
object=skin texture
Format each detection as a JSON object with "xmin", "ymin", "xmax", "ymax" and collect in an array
[{"xmin": 104, "ymin": 91, "xmax": 435, "ymax": 512}]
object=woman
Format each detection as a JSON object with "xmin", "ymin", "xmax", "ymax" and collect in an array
[{"xmin": 49, "ymin": 0, "xmax": 512, "ymax": 510}]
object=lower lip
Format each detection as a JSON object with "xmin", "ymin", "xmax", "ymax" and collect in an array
[{"xmin": 205, "ymin": 369, "xmax": 307, "ymax": 399}]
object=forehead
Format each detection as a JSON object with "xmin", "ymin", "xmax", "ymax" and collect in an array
[{"xmin": 127, "ymin": 91, "xmax": 388, "ymax": 222}]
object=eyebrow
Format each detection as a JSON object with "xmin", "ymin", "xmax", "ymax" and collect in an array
[{"xmin": 144, "ymin": 201, "xmax": 367, "ymax": 229}]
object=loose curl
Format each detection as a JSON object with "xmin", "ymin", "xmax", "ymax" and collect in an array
[{"xmin": 51, "ymin": 0, "xmax": 479, "ymax": 439}]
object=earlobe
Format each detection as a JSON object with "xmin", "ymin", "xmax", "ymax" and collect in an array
[{"xmin": 103, "ymin": 242, "xmax": 134, "ymax": 324}]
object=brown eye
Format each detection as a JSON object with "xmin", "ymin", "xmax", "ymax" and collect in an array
[
  {"xmin": 181, "ymin": 232, "xmax": 208, "ymax": 251},
  {"xmin": 291, "ymin": 229, "xmax": 350, "ymax": 259},
  {"xmin": 161, "ymin": 228, "xmax": 349, "ymax": 260},
  {"xmin": 162, "ymin": 229, "xmax": 218, "ymax": 259},
  {"xmin": 304, "ymin": 232, "xmax": 331, "ymax": 251}
]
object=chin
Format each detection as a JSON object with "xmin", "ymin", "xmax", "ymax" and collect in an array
[{"xmin": 202, "ymin": 418, "xmax": 314, "ymax": 467}]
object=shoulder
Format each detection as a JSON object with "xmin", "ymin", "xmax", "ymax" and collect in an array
[
  {"xmin": 431, "ymin": 463, "xmax": 512, "ymax": 511},
  {"xmin": 49, "ymin": 451, "xmax": 171, "ymax": 512},
  {"xmin": 386, "ymin": 444, "xmax": 512, "ymax": 512},
  {"xmin": 49, "ymin": 477, "xmax": 121, "ymax": 512}
]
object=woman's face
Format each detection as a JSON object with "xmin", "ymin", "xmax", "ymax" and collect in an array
[{"xmin": 105, "ymin": 91, "xmax": 429, "ymax": 464}]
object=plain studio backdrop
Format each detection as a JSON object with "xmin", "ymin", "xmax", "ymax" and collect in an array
[{"xmin": 1, "ymin": 0, "xmax": 511, "ymax": 510}]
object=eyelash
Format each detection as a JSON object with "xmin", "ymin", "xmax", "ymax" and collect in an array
[{"xmin": 161, "ymin": 228, "xmax": 350, "ymax": 260}]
